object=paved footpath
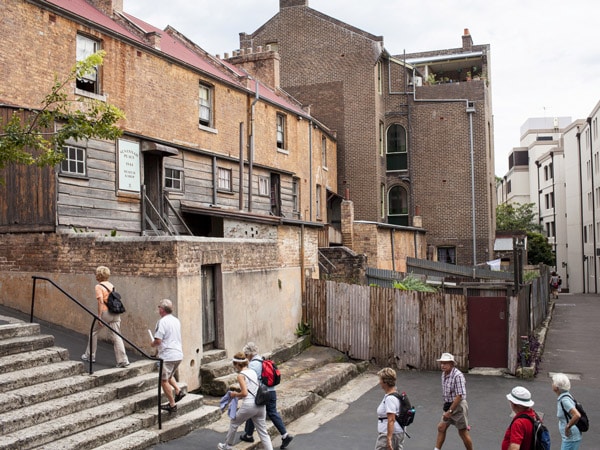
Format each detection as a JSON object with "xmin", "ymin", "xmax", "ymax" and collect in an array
[{"xmin": 152, "ymin": 293, "xmax": 600, "ymax": 450}]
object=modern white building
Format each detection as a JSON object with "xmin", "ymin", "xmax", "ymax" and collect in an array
[{"xmin": 496, "ymin": 117, "xmax": 571, "ymax": 288}]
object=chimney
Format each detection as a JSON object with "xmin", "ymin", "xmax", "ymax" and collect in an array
[
  {"xmin": 462, "ymin": 28, "xmax": 473, "ymax": 50},
  {"xmin": 280, "ymin": 0, "xmax": 308, "ymax": 9},
  {"xmin": 87, "ymin": 0, "xmax": 123, "ymax": 17},
  {"xmin": 146, "ymin": 31, "xmax": 161, "ymax": 50},
  {"xmin": 227, "ymin": 48, "xmax": 281, "ymax": 90}
]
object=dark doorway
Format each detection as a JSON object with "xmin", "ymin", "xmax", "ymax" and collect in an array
[
  {"xmin": 467, "ymin": 296, "xmax": 508, "ymax": 368},
  {"xmin": 202, "ymin": 265, "xmax": 220, "ymax": 351}
]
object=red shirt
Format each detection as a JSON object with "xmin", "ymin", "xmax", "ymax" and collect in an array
[{"xmin": 501, "ymin": 409, "xmax": 536, "ymax": 450}]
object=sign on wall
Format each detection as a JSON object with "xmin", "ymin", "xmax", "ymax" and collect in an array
[{"xmin": 118, "ymin": 139, "xmax": 140, "ymax": 192}]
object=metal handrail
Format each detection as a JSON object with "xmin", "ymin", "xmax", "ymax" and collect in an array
[{"xmin": 30, "ymin": 276, "xmax": 165, "ymax": 429}]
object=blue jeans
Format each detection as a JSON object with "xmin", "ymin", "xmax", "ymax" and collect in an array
[{"xmin": 245, "ymin": 390, "xmax": 287, "ymax": 436}]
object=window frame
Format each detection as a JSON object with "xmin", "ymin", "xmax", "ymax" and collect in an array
[
  {"xmin": 75, "ymin": 34, "xmax": 100, "ymax": 94},
  {"xmin": 199, "ymin": 82, "xmax": 214, "ymax": 128},
  {"xmin": 258, "ymin": 175, "xmax": 270, "ymax": 197},
  {"xmin": 438, "ymin": 247, "xmax": 457, "ymax": 264},
  {"xmin": 276, "ymin": 113, "xmax": 286, "ymax": 150},
  {"xmin": 321, "ymin": 136, "xmax": 328, "ymax": 168},
  {"xmin": 386, "ymin": 124, "xmax": 408, "ymax": 171},
  {"xmin": 60, "ymin": 145, "xmax": 87, "ymax": 177},
  {"xmin": 315, "ymin": 184, "xmax": 322, "ymax": 220},
  {"xmin": 292, "ymin": 177, "xmax": 300, "ymax": 214},
  {"xmin": 164, "ymin": 167, "xmax": 183, "ymax": 192},
  {"xmin": 387, "ymin": 185, "xmax": 409, "ymax": 226},
  {"xmin": 217, "ymin": 167, "xmax": 232, "ymax": 192}
]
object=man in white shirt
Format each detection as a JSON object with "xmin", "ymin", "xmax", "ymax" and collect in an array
[{"xmin": 151, "ymin": 299, "xmax": 185, "ymax": 413}]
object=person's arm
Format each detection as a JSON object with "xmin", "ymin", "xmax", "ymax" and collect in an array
[
  {"xmin": 564, "ymin": 405, "xmax": 581, "ymax": 437},
  {"xmin": 150, "ymin": 337, "xmax": 162, "ymax": 348},
  {"xmin": 386, "ymin": 412, "xmax": 395, "ymax": 450},
  {"xmin": 442, "ymin": 394, "xmax": 462, "ymax": 419},
  {"xmin": 95, "ymin": 284, "xmax": 104, "ymax": 325},
  {"xmin": 231, "ymin": 373, "xmax": 248, "ymax": 398},
  {"xmin": 507, "ymin": 444, "xmax": 520, "ymax": 450}
]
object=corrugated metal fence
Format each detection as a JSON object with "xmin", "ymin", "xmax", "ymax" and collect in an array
[{"xmin": 305, "ymin": 279, "xmax": 468, "ymax": 371}]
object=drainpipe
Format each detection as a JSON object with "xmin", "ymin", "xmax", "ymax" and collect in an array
[
  {"xmin": 535, "ymin": 161, "xmax": 542, "ymax": 227},
  {"xmin": 239, "ymin": 122, "xmax": 244, "ymax": 210},
  {"xmin": 468, "ymin": 106, "xmax": 476, "ymax": 266},
  {"xmin": 576, "ymin": 127, "xmax": 586, "ymax": 292},
  {"xmin": 551, "ymin": 151, "xmax": 557, "ymax": 264},
  {"xmin": 309, "ymin": 121, "xmax": 313, "ymax": 221},
  {"xmin": 588, "ymin": 117, "xmax": 598, "ymax": 293},
  {"xmin": 248, "ymin": 81, "xmax": 259, "ymax": 212}
]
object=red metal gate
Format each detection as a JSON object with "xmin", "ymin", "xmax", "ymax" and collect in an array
[{"xmin": 467, "ymin": 296, "xmax": 508, "ymax": 368}]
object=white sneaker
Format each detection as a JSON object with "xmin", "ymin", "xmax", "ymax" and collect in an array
[
  {"xmin": 217, "ymin": 443, "xmax": 233, "ymax": 450},
  {"xmin": 81, "ymin": 354, "xmax": 95, "ymax": 363}
]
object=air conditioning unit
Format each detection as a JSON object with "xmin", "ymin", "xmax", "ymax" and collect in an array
[{"xmin": 410, "ymin": 76, "xmax": 422, "ymax": 86}]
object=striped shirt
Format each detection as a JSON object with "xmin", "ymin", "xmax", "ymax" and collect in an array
[{"xmin": 441, "ymin": 367, "xmax": 467, "ymax": 402}]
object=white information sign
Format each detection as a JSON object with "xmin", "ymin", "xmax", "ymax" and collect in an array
[{"xmin": 118, "ymin": 139, "xmax": 140, "ymax": 193}]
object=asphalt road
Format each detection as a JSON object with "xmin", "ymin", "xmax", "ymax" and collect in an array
[{"xmin": 153, "ymin": 293, "xmax": 600, "ymax": 449}]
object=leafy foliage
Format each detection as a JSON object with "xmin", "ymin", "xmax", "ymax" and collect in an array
[
  {"xmin": 0, "ymin": 51, "xmax": 124, "ymax": 171},
  {"xmin": 496, "ymin": 203, "xmax": 542, "ymax": 233},
  {"xmin": 392, "ymin": 275, "xmax": 438, "ymax": 292},
  {"xmin": 527, "ymin": 232, "xmax": 555, "ymax": 266}
]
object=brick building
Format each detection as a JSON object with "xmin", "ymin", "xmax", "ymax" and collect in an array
[
  {"xmin": 0, "ymin": 0, "xmax": 340, "ymax": 387},
  {"xmin": 239, "ymin": 0, "xmax": 496, "ymax": 265}
]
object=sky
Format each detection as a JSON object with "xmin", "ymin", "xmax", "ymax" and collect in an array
[{"xmin": 125, "ymin": 0, "xmax": 600, "ymax": 176}]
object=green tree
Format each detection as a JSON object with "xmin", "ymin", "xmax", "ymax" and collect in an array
[
  {"xmin": 527, "ymin": 231, "xmax": 555, "ymax": 266},
  {"xmin": 496, "ymin": 203, "xmax": 543, "ymax": 233},
  {"xmin": 0, "ymin": 51, "xmax": 124, "ymax": 171}
]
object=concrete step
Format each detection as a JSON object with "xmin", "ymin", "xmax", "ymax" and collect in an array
[
  {"xmin": 0, "ymin": 346, "xmax": 69, "ymax": 375},
  {"xmin": 203, "ymin": 346, "xmax": 369, "ymax": 449},
  {"xmin": 0, "ymin": 362, "xmax": 159, "ymax": 434},
  {"xmin": 0, "ymin": 372, "xmax": 198, "ymax": 449},
  {"xmin": 201, "ymin": 348, "xmax": 227, "ymax": 365},
  {"xmin": 0, "ymin": 359, "xmax": 84, "ymax": 393},
  {"xmin": 0, "ymin": 333, "xmax": 55, "ymax": 357},
  {"xmin": 0, "ymin": 322, "xmax": 40, "ymax": 340}
]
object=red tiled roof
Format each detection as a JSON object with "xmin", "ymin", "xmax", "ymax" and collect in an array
[{"xmin": 47, "ymin": 0, "xmax": 307, "ymax": 116}]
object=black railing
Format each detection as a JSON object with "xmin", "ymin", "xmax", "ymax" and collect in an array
[{"xmin": 30, "ymin": 276, "xmax": 165, "ymax": 429}]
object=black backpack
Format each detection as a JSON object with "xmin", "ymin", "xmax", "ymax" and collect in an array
[
  {"xmin": 512, "ymin": 412, "xmax": 551, "ymax": 450},
  {"xmin": 388, "ymin": 392, "xmax": 416, "ymax": 437},
  {"xmin": 100, "ymin": 284, "xmax": 126, "ymax": 314},
  {"xmin": 560, "ymin": 394, "xmax": 589, "ymax": 432}
]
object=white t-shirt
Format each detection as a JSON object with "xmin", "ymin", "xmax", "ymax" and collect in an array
[
  {"xmin": 154, "ymin": 314, "xmax": 183, "ymax": 361},
  {"xmin": 377, "ymin": 393, "xmax": 403, "ymax": 434}
]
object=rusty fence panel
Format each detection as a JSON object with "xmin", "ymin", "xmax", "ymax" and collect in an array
[{"xmin": 305, "ymin": 279, "xmax": 469, "ymax": 370}]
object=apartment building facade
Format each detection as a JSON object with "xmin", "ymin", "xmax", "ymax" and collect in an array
[{"xmin": 237, "ymin": 0, "xmax": 496, "ymax": 266}]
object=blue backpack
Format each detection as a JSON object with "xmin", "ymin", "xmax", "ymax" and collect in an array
[{"xmin": 513, "ymin": 413, "xmax": 551, "ymax": 450}]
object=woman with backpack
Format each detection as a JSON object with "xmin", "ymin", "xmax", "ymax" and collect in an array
[
  {"xmin": 550, "ymin": 271, "xmax": 560, "ymax": 299},
  {"xmin": 217, "ymin": 352, "xmax": 273, "ymax": 450},
  {"xmin": 375, "ymin": 367, "xmax": 405, "ymax": 450},
  {"xmin": 552, "ymin": 373, "xmax": 583, "ymax": 450}
]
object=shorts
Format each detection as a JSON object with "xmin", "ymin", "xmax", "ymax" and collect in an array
[
  {"xmin": 160, "ymin": 360, "xmax": 181, "ymax": 381},
  {"xmin": 443, "ymin": 399, "xmax": 469, "ymax": 430}
]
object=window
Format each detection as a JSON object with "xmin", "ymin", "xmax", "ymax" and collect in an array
[
  {"xmin": 377, "ymin": 61, "xmax": 383, "ymax": 94},
  {"xmin": 386, "ymin": 124, "xmax": 407, "ymax": 171},
  {"xmin": 258, "ymin": 176, "xmax": 270, "ymax": 196},
  {"xmin": 199, "ymin": 83, "xmax": 213, "ymax": 127},
  {"xmin": 379, "ymin": 121, "xmax": 384, "ymax": 156},
  {"xmin": 321, "ymin": 136, "xmax": 327, "ymax": 168},
  {"xmin": 165, "ymin": 167, "xmax": 183, "ymax": 191},
  {"xmin": 60, "ymin": 145, "xmax": 86, "ymax": 176},
  {"xmin": 276, "ymin": 113, "xmax": 286, "ymax": 149},
  {"xmin": 388, "ymin": 185, "xmax": 409, "ymax": 226},
  {"xmin": 217, "ymin": 167, "xmax": 231, "ymax": 191},
  {"xmin": 380, "ymin": 184, "xmax": 385, "ymax": 219},
  {"xmin": 507, "ymin": 180, "xmax": 512, "ymax": 193},
  {"xmin": 292, "ymin": 178, "xmax": 300, "ymax": 213},
  {"xmin": 76, "ymin": 34, "xmax": 99, "ymax": 94},
  {"xmin": 315, "ymin": 184, "xmax": 322, "ymax": 219},
  {"xmin": 438, "ymin": 247, "xmax": 456, "ymax": 264}
]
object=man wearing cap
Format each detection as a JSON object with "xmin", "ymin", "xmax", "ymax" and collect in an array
[
  {"xmin": 435, "ymin": 353, "xmax": 473, "ymax": 450},
  {"xmin": 502, "ymin": 386, "xmax": 536, "ymax": 450}
]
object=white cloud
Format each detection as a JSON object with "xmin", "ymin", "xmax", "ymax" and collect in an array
[{"xmin": 125, "ymin": 0, "xmax": 600, "ymax": 176}]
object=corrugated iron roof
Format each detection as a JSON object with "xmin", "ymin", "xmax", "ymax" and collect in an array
[{"xmin": 46, "ymin": 0, "xmax": 307, "ymax": 117}]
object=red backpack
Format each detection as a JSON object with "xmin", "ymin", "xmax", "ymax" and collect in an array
[{"xmin": 260, "ymin": 358, "xmax": 281, "ymax": 387}]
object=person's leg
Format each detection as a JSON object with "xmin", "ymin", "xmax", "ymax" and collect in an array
[
  {"xmin": 104, "ymin": 313, "xmax": 128, "ymax": 365},
  {"xmin": 242, "ymin": 418, "xmax": 255, "ymax": 439},
  {"xmin": 83, "ymin": 322, "xmax": 101, "ymax": 360},
  {"xmin": 393, "ymin": 432, "xmax": 404, "ymax": 450},
  {"xmin": 161, "ymin": 379, "xmax": 175, "ymax": 406},
  {"xmin": 252, "ymin": 406, "xmax": 273, "ymax": 450},
  {"xmin": 225, "ymin": 404, "xmax": 255, "ymax": 446},
  {"xmin": 266, "ymin": 390, "xmax": 287, "ymax": 436},
  {"xmin": 457, "ymin": 428, "xmax": 473, "ymax": 450},
  {"xmin": 436, "ymin": 420, "xmax": 449, "ymax": 449}
]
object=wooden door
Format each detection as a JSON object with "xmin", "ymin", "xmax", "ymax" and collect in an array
[{"xmin": 467, "ymin": 296, "xmax": 508, "ymax": 368}]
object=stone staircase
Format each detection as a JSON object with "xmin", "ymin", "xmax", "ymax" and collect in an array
[{"xmin": 0, "ymin": 314, "xmax": 220, "ymax": 450}]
